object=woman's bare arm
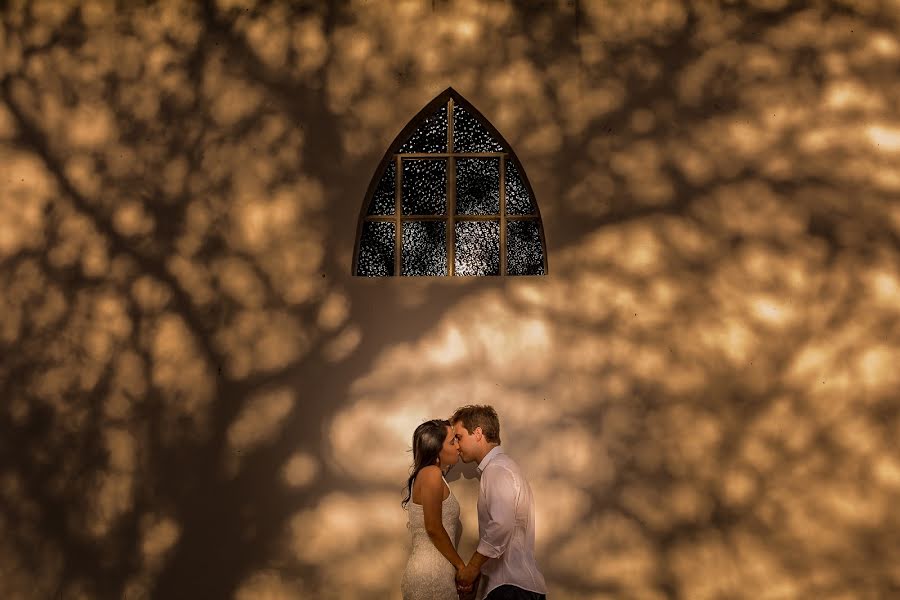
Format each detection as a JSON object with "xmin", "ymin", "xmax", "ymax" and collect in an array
[{"xmin": 418, "ymin": 466, "xmax": 465, "ymax": 570}]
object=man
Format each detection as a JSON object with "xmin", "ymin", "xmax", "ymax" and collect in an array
[{"xmin": 450, "ymin": 405, "xmax": 548, "ymax": 600}]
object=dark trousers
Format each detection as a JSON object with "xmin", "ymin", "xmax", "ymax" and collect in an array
[{"xmin": 484, "ymin": 585, "xmax": 546, "ymax": 600}]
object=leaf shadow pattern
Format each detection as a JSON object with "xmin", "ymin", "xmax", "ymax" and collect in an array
[{"xmin": 2, "ymin": 1, "xmax": 900, "ymax": 599}]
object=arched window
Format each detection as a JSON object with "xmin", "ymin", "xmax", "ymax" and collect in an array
[{"xmin": 353, "ymin": 88, "xmax": 547, "ymax": 276}]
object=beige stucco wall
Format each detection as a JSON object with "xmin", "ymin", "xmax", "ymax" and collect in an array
[{"xmin": 2, "ymin": 1, "xmax": 900, "ymax": 598}]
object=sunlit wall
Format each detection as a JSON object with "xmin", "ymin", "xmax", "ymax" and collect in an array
[{"xmin": 2, "ymin": 1, "xmax": 900, "ymax": 598}]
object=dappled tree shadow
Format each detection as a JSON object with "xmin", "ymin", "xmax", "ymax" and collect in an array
[{"xmin": 2, "ymin": 0, "xmax": 900, "ymax": 599}]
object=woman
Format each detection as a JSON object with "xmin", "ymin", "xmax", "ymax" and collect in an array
[{"xmin": 401, "ymin": 419, "xmax": 473, "ymax": 599}]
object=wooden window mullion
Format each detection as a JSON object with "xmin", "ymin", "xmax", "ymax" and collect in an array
[
  {"xmin": 448, "ymin": 158, "xmax": 456, "ymax": 276},
  {"xmin": 366, "ymin": 214, "xmax": 536, "ymax": 222},
  {"xmin": 447, "ymin": 99, "xmax": 455, "ymax": 276},
  {"xmin": 447, "ymin": 98, "xmax": 454, "ymax": 154},
  {"xmin": 400, "ymin": 152, "xmax": 504, "ymax": 158},
  {"xmin": 500, "ymin": 154, "xmax": 507, "ymax": 276},
  {"xmin": 395, "ymin": 155, "xmax": 402, "ymax": 276}
]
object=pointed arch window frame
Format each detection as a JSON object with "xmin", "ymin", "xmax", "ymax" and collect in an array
[{"xmin": 352, "ymin": 88, "xmax": 548, "ymax": 277}]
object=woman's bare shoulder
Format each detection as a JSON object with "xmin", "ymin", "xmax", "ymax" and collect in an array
[
  {"xmin": 412, "ymin": 466, "xmax": 443, "ymax": 504},
  {"xmin": 416, "ymin": 465, "xmax": 442, "ymax": 483}
]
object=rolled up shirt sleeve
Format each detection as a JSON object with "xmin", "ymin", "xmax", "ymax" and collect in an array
[{"xmin": 476, "ymin": 467, "xmax": 520, "ymax": 559}]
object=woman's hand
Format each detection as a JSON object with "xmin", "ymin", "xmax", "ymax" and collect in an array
[{"xmin": 455, "ymin": 564, "xmax": 479, "ymax": 597}]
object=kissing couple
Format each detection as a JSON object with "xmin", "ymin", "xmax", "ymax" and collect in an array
[{"xmin": 400, "ymin": 405, "xmax": 548, "ymax": 600}]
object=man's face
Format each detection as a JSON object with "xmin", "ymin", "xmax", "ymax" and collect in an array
[{"xmin": 453, "ymin": 421, "xmax": 479, "ymax": 463}]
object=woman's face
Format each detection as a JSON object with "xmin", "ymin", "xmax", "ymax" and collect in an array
[{"xmin": 437, "ymin": 425, "xmax": 460, "ymax": 469}]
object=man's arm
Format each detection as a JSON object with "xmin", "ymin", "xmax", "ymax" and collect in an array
[
  {"xmin": 458, "ymin": 467, "xmax": 520, "ymax": 588},
  {"xmin": 475, "ymin": 467, "xmax": 519, "ymax": 559},
  {"xmin": 456, "ymin": 551, "xmax": 488, "ymax": 593},
  {"xmin": 466, "ymin": 550, "xmax": 490, "ymax": 572}
]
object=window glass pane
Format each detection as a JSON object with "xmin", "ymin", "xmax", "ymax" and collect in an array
[
  {"xmin": 455, "ymin": 221, "xmax": 499, "ymax": 276},
  {"xmin": 402, "ymin": 221, "xmax": 447, "ymax": 276},
  {"xmin": 399, "ymin": 103, "xmax": 448, "ymax": 153},
  {"xmin": 357, "ymin": 221, "xmax": 395, "ymax": 276},
  {"xmin": 507, "ymin": 221, "xmax": 544, "ymax": 275},
  {"xmin": 505, "ymin": 160, "xmax": 535, "ymax": 215},
  {"xmin": 402, "ymin": 159, "xmax": 447, "ymax": 215},
  {"xmin": 368, "ymin": 161, "xmax": 396, "ymax": 215},
  {"xmin": 455, "ymin": 158, "xmax": 499, "ymax": 215},
  {"xmin": 452, "ymin": 104, "xmax": 504, "ymax": 153}
]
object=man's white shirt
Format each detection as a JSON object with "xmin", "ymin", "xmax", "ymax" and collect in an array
[{"xmin": 475, "ymin": 445, "xmax": 548, "ymax": 599}]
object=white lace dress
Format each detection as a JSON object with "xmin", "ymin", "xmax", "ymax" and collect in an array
[{"xmin": 401, "ymin": 475, "xmax": 462, "ymax": 600}]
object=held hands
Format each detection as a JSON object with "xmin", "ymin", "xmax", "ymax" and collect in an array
[{"xmin": 455, "ymin": 563, "xmax": 480, "ymax": 598}]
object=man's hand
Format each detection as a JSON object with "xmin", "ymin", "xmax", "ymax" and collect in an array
[
  {"xmin": 457, "ymin": 579, "xmax": 478, "ymax": 600},
  {"xmin": 455, "ymin": 563, "xmax": 479, "ymax": 596}
]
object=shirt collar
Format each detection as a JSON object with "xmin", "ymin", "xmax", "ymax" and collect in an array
[{"xmin": 476, "ymin": 445, "xmax": 503, "ymax": 475}]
